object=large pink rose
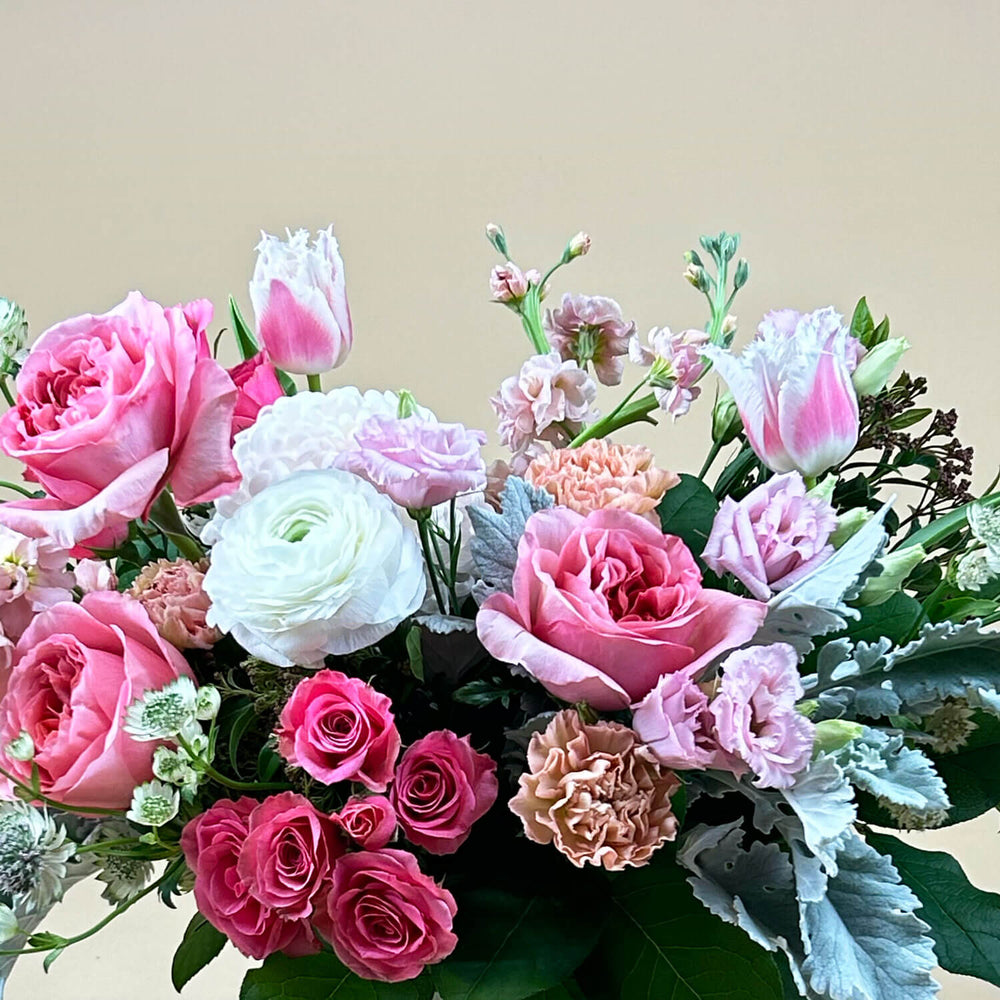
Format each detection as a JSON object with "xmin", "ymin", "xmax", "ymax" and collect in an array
[
  {"xmin": 391, "ymin": 730, "xmax": 498, "ymax": 855},
  {"xmin": 181, "ymin": 797, "xmax": 318, "ymax": 960},
  {"xmin": 477, "ymin": 507, "xmax": 767, "ymax": 711},
  {"xmin": 277, "ymin": 670, "xmax": 401, "ymax": 791},
  {"xmin": 313, "ymin": 849, "xmax": 457, "ymax": 982},
  {"xmin": 0, "ymin": 292, "xmax": 239, "ymax": 549},
  {"xmin": 0, "ymin": 591, "xmax": 194, "ymax": 810}
]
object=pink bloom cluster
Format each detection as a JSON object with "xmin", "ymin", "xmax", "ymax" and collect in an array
[
  {"xmin": 629, "ymin": 327, "xmax": 710, "ymax": 417},
  {"xmin": 544, "ymin": 293, "xmax": 636, "ymax": 386}
]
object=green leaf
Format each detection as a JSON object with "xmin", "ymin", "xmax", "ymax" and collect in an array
[
  {"xmin": 405, "ymin": 625, "xmax": 425, "ymax": 682},
  {"xmin": 226, "ymin": 700, "xmax": 257, "ymax": 776},
  {"xmin": 867, "ymin": 831, "xmax": 1000, "ymax": 987},
  {"xmin": 172, "ymin": 913, "xmax": 227, "ymax": 992},
  {"xmin": 241, "ymin": 951, "xmax": 429, "ymax": 1000},
  {"xmin": 257, "ymin": 743, "xmax": 284, "ymax": 783},
  {"xmin": 451, "ymin": 679, "xmax": 518, "ymax": 708},
  {"xmin": 656, "ymin": 474, "xmax": 719, "ymax": 557},
  {"xmin": 43, "ymin": 946, "xmax": 65, "ymax": 973},
  {"xmin": 838, "ymin": 591, "xmax": 923, "ymax": 646},
  {"xmin": 931, "ymin": 712, "xmax": 1000, "ymax": 824},
  {"xmin": 527, "ymin": 984, "xmax": 586, "ymax": 1000},
  {"xmin": 934, "ymin": 597, "xmax": 998, "ymax": 624},
  {"xmin": 582, "ymin": 849, "xmax": 783, "ymax": 1000},
  {"xmin": 229, "ymin": 295, "xmax": 259, "ymax": 360},
  {"xmin": 850, "ymin": 297, "xmax": 875, "ymax": 345}
]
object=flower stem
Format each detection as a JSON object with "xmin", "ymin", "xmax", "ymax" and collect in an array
[
  {"xmin": 697, "ymin": 439, "xmax": 724, "ymax": 481},
  {"xmin": 569, "ymin": 388, "xmax": 659, "ymax": 448},
  {"xmin": 0, "ymin": 480, "xmax": 36, "ymax": 498},
  {"xmin": 0, "ymin": 765, "xmax": 123, "ymax": 816},
  {"xmin": 147, "ymin": 491, "xmax": 205, "ymax": 563},
  {"xmin": 415, "ymin": 516, "xmax": 447, "ymax": 614},
  {"xmin": 0, "ymin": 378, "xmax": 14, "ymax": 407},
  {"xmin": 174, "ymin": 735, "xmax": 290, "ymax": 793},
  {"xmin": 518, "ymin": 286, "xmax": 550, "ymax": 355},
  {"xmin": 306, "ymin": 373, "xmax": 323, "ymax": 393}
]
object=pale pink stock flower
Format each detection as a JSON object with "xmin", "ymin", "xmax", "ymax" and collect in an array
[
  {"xmin": 250, "ymin": 226, "xmax": 353, "ymax": 375},
  {"xmin": 544, "ymin": 294, "xmax": 636, "ymax": 386},
  {"xmin": 491, "ymin": 352, "xmax": 597, "ymax": 456},
  {"xmin": 702, "ymin": 472, "xmax": 838, "ymax": 601},
  {"xmin": 0, "ymin": 524, "xmax": 74, "ymax": 640},
  {"xmin": 128, "ymin": 558, "xmax": 222, "ymax": 651},
  {"xmin": 74, "ymin": 558, "xmax": 117, "ymax": 594},
  {"xmin": 709, "ymin": 643, "xmax": 815, "ymax": 789},
  {"xmin": 629, "ymin": 327, "xmax": 710, "ymax": 417},
  {"xmin": 703, "ymin": 307, "xmax": 860, "ymax": 478},
  {"xmin": 490, "ymin": 262, "xmax": 529, "ymax": 303}
]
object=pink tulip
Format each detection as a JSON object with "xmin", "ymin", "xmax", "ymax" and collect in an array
[{"xmin": 249, "ymin": 226, "xmax": 353, "ymax": 375}]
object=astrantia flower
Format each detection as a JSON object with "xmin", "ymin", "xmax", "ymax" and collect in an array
[
  {"xmin": 0, "ymin": 802, "xmax": 76, "ymax": 912},
  {"xmin": 955, "ymin": 548, "xmax": 998, "ymax": 592},
  {"xmin": 0, "ymin": 525, "xmax": 74, "ymax": 641},
  {"xmin": 89, "ymin": 821, "xmax": 153, "ymax": 903},
  {"xmin": 124, "ymin": 676, "xmax": 199, "ymax": 742},
  {"xmin": 0, "ymin": 298, "xmax": 28, "ymax": 370},
  {"xmin": 923, "ymin": 699, "xmax": 977, "ymax": 754},
  {"xmin": 204, "ymin": 468, "xmax": 426, "ymax": 666},
  {"xmin": 629, "ymin": 327, "xmax": 709, "ymax": 417},
  {"xmin": 126, "ymin": 780, "xmax": 180, "ymax": 827},
  {"xmin": 544, "ymin": 294, "xmax": 636, "ymax": 386},
  {"xmin": 152, "ymin": 746, "xmax": 200, "ymax": 790}
]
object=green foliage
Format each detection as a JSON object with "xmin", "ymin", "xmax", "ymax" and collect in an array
[
  {"xmin": 172, "ymin": 914, "xmax": 227, "ymax": 992},
  {"xmin": 229, "ymin": 295, "xmax": 259, "ymax": 360},
  {"xmin": 930, "ymin": 712, "xmax": 1000, "ymax": 825},
  {"xmin": 241, "ymin": 952, "xmax": 431, "ymax": 1000},
  {"xmin": 838, "ymin": 592, "xmax": 923, "ymax": 646},
  {"xmin": 656, "ymin": 473, "xmax": 719, "ymax": 557}
]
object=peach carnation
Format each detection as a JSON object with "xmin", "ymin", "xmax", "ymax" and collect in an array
[
  {"xmin": 524, "ymin": 440, "xmax": 678, "ymax": 521},
  {"xmin": 128, "ymin": 557, "xmax": 221, "ymax": 650},
  {"xmin": 510, "ymin": 709, "xmax": 680, "ymax": 871}
]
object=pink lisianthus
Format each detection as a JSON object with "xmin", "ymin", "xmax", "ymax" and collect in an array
[
  {"xmin": 313, "ymin": 849, "xmax": 457, "ymax": 982},
  {"xmin": 277, "ymin": 670, "xmax": 401, "ymax": 792},
  {"xmin": 180, "ymin": 797, "xmax": 320, "ymax": 960},
  {"xmin": 0, "ymin": 592, "xmax": 194, "ymax": 810},
  {"xmin": 703, "ymin": 307, "xmax": 859, "ymax": 478},
  {"xmin": 477, "ymin": 507, "xmax": 767, "ymax": 710},
  {"xmin": 335, "ymin": 414, "xmax": 487, "ymax": 510},
  {"xmin": 0, "ymin": 524, "xmax": 73, "ymax": 640},
  {"xmin": 0, "ymin": 292, "xmax": 239, "ymax": 549},
  {"xmin": 702, "ymin": 472, "xmax": 838, "ymax": 601},
  {"xmin": 336, "ymin": 795, "xmax": 397, "ymax": 850},
  {"xmin": 127, "ymin": 558, "xmax": 221, "ymax": 651},
  {"xmin": 544, "ymin": 294, "xmax": 636, "ymax": 386},
  {"xmin": 228, "ymin": 352, "xmax": 283, "ymax": 437},
  {"xmin": 629, "ymin": 327, "xmax": 709, "ymax": 417},
  {"xmin": 391, "ymin": 730, "xmax": 498, "ymax": 855},
  {"xmin": 709, "ymin": 643, "xmax": 815, "ymax": 789}
]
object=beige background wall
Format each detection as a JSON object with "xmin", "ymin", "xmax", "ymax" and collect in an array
[{"xmin": 2, "ymin": 1, "xmax": 999, "ymax": 997}]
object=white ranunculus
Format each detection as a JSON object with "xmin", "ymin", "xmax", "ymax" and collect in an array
[
  {"xmin": 202, "ymin": 386, "xmax": 434, "ymax": 544},
  {"xmin": 204, "ymin": 468, "xmax": 427, "ymax": 665}
]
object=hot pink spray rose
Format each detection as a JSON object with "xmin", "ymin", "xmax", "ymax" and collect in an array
[
  {"xmin": 181, "ymin": 797, "xmax": 319, "ymax": 960},
  {"xmin": 313, "ymin": 849, "xmax": 458, "ymax": 982},
  {"xmin": 228, "ymin": 351, "xmax": 283, "ymax": 437},
  {"xmin": 477, "ymin": 507, "xmax": 768, "ymax": 710},
  {"xmin": 0, "ymin": 591, "xmax": 194, "ymax": 810},
  {"xmin": 337, "ymin": 795, "xmax": 397, "ymax": 850},
  {"xmin": 391, "ymin": 730, "xmax": 498, "ymax": 855},
  {"xmin": 277, "ymin": 670, "xmax": 401, "ymax": 792},
  {"xmin": 702, "ymin": 471, "xmax": 838, "ymax": 600},
  {"xmin": 0, "ymin": 292, "xmax": 239, "ymax": 549}
]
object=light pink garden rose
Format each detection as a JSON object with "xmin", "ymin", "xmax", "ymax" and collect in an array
[
  {"xmin": 703, "ymin": 307, "xmax": 859, "ymax": 478},
  {"xmin": 477, "ymin": 507, "xmax": 768, "ymax": 710},
  {"xmin": 181, "ymin": 797, "xmax": 319, "ymax": 960},
  {"xmin": 702, "ymin": 472, "xmax": 838, "ymax": 600},
  {"xmin": 313, "ymin": 849, "xmax": 458, "ymax": 982},
  {"xmin": 335, "ymin": 414, "xmax": 487, "ymax": 510},
  {"xmin": 0, "ymin": 524, "xmax": 73, "ymax": 640},
  {"xmin": 336, "ymin": 795, "xmax": 397, "ymax": 850},
  {"xmin": 544, "ymin": 294, "xmax": 636, "ymax": 386},
  {"xmin": 236, "ymin": 792, "xmax": 343, "ymax": 920},
  {"xmin": 629, "ymin": 327, "xmax": 710, "ymax": 417},
  {"xmin": 0, "ymin": 292, "xmax": 239, "ymax": 549},
  {"xmin": 709, "ymin": 643, "xmax": 814, "ymax": 789},
  {"xmin": 0, "ymin": 591, "xmax": 194, "ymax": 810},
  {"xmin": 228, "ymin": 351, "xmax": 284, "ymax": 437},
  {"xmin": 128, "ymin": 558, "xmax": 221, "ymax": 651},
  {"xmin": 391, "ymin": 730, "xmax": 498, "ymax": 855},
  {"xmin": 250, "ymin": 226, "xmax": 352, "ymax": 375},
  {"xmin": 277, "ymin": 670, "xmax": 401, "ymax": 792}
]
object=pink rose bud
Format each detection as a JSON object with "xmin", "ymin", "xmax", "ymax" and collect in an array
[
  {"xmin": 337, "ymin": 795, "xmax": 397, "ymax": 850},
  {"xmin": 490, "ymin": 262, "xmax": 529, "ymax": 303},
  {"xmin": 249, "ymin": 226, "xmax": 353, "ymax": 376},
  {"xmin": 228, "ymin": 351, "xmax": 284, "ymax": 437}
]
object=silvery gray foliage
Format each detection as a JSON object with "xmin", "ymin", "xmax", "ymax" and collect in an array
[
  {"xmin": 468, "ymin": 477, "xmax": 553, "ymax": 602},
  {"xmin": 413, "ymin": 614, "xmax": 477, "ymax": 634}
]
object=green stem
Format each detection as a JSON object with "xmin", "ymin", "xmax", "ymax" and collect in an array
[
  {"xmin": 0, "ymin": 378, "xmax": 14, "ymax": 407},
  {"xmin": 427, "ymin": 522, "xmax": 459, "ymax": 613},
  {"xmin": 416, "ymin": 516, "xmax": 447, "ymax": 614},
  {"xmin": 174, "ymin": 736, "xmax": 290, "ymax": 793},
  {"xmin": 518, "ymin": 286, "xmax": 550, "ymax": 355},
  {"xmin": 306, "ymin": 373, "xmax": 323, "ymax": 392},
  {"xmin": 147, "ymin": 491, "xmax": 204, "ymax": 563},
  {"xmin": 698, "ymin": 439, "xmax": 724, "ymax": 481},
  {"xmin": 0, "ymin": 765, "xmax": 123, "ymax": 816},
  {"xmin": 0, "ymin": 480, "xmax": 36, "ymax": 499},
  {"xmin": 570, "ymin": 390, "xmax": 659, "ymax": 447},
  {"xmin": 893, "ymin": 492, "xmax": 1000, "ymax": 552}
]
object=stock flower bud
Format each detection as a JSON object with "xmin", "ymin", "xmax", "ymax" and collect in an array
[
  {"xmin": 564, "ymin": 231, "xmax": 591, "ymax": 261},
  {"xmin": 490, "ymin": 262, "xmax": 529, "ymax": 303}
]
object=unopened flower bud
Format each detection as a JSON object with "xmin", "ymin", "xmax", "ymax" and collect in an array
[
  {"xmin": 683, "ymin": 263, "xmax": 710, "ymax": 293},
  {"xmin": 813, "ymin": 719, "xmax": 864, "ymax": 755},
  {"xmin": 733, "ymin": 257, "xmax": 749, "ymax": 290},
  {"xmin": 852, "ymin": 337, "xmax": 911, "ymax": 397},
  {"xmin": 396, "ymin": 389, "xmax": 419, "ymax": 418},
  {"xmin": 711, "ymin": 390, "xmax": 741, "ymax": 446},
  {"xmin": 857, "ymin": 545, "xmax": 927, "ymax": 606},
  {"xmin": 830, "ymin": 507, "xmax": 873, "ymax": 548},
  {"xmin": 721, "ymin": 314, "xmax": 738, "ymax": 336},
  {"xmin": 194, "ymin": 684, "xmax": 221, "ymax": 722},
  {"xmin": 683, "ymin": 249, "xmax": 704, "ymax": 267},
  {"xmin": 490, "ymin": 262, "xmax": 529, "ymax": 303},
  {"xmin": 563, "ymin": 231, "xmax": 591, "ymax": 262},
  {"xmin": 0, "ymin": 298, "xmax": 28, "ymax": 374},
  {"xmin": 485, "ymin": 222, "xmax": 509, "ymax": 257}
]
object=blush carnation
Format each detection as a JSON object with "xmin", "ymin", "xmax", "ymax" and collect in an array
[
  {"xmin": 510, "ymin": 709, "xmax": 680, "ymax": 870},
  {"xmin": 336, "ymin": 795, "xmax": 397, "ymax": 850},
  {"xmin": 544, "ymin": 294, "xmax": 636, "ymax": 386},
  {"xmin": 277, "ymin": 670, "xmax": 401, "ymax": 791},
  {"xmin": 227, "ymin": 352, "xmax": 283, "ymax": 437},
  {"xmin": 702, "ymin": 472, "xmax": 838, "ymax": 600},
  {"xmin": 128, "ymin": 558, "xmax": 221, "ymax": 651},
  {"xmin": 0, "ymin": 524, "xmax": 73, "ymax": 640}
]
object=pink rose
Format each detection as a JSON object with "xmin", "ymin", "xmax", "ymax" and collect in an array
[
  {"xmin": 0, "ymin": 592, "xmax": 194, "ymax": 810},
  {"xmin": 391, "ymin": 730, "xmax": 498, "ymax": 855},
  {"xmin": 336, "ymin": 794, "xmax": 397, "ymax": 850},
  {"xmin": 228, "ymin": 351, "xmax": 283, "ymax": 437},
  {"xmin": 313, "ymin": 849, "xmax": 457, "ymax": 982},
  {"xmin": 477, "ymin": 507, "xmax": 768, "ymax": 711},
  {"xmin": 236, "ymin": 792, "xmax": 343, "ymax": 919},
  {"xmin": 0, "ymin": 292, "xmax": 239, "ymax": 549},
  {"xmin": 277, "ymin": 670, "xmax": 400, "ymax": 791},
  {"xmin": 181, "ymin": 797, "xmax": 318, "ymax": 960}
]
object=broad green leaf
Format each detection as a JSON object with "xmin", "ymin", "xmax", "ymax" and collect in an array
[
  {"xmin": 867, "ymin": 831, "xmax": 1000, "ymax": 986},
  {"xmin": 834, "ymin": 591, "xmax": 923, "ymax": 646},
  {"xmin": 527, "ymin": 983, "xmax": 586, "ymax": 1000},
  {"xmin": 405, "ymin": 625, "xmax": 425, "ymax": 682},
  {"xmin": 241, "ymin": 951, "xmax": 428, "ymax": 1000},
  {"xmin": 656, "ymin": 473, "xmax": 718, "ymax": 556},
  {"xmin": 172, "ymin": 913, "xmax": 227, "ymax": 991},
  {"xmin": 850, "ymin": 297, "xmax": 875, "ymax": 345},
  {"xmin": 229, "ymin": 294, "xmax": 259, "ymax": 360}
]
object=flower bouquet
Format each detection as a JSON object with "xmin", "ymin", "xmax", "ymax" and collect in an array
[{"xmin": 0, "ymin": 222, "xmax": 997, "ymax": 1000}]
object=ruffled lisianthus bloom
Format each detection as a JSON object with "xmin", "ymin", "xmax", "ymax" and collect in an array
[
  {"xmin": 703, "ymin": 307, "xmax": 860, "ymax": 478},
  {"xmin": 709, "ymin": 643, "xmax": 815, "ymax": 789},
  {"xmin": 510, "ymin": 709, "xmax": 680, "ymax": 871},
  {"xmin": 312, "ymin": 849, "xmax": 457, "ymax": 982},
  {"xmin": 335, "ymin": 414, "xmax": 487, "ymax": 510},
  {"xmin": 490, "ymin": 352, "xmax": 597, "ymax": 457},
  {"xmin": 128, "ymin": 558, "xmax": 221, "ymax": 651},
  {"xmin": 390, "ymin": 730, "xmax": 498, "ymax": 855},
  {"xmin": 629, "ymin": 327, "xmax": 709, "ymax": 417},
  {"xmin": 0, "ymin": 292, "xmax": 239, "ymax": 550},
  {"xmin": 336, "ymin": 795, "xmax": 397, "ymax": 850},
  {"xmin": 544, "ymin": 294, "xmax": 636, "ymax": 386},
  {"xmin": 0, "ymin": 525, "xmax": 73, "ymax": 640},
  {"xmin": 277, "ymin": 670, "xmax": 401, "ymax": 791},
  {"xmin": 0, "ymin": 592, "xmax": 194, "ymax": 810},
  {"xmin": 227, "ymin": 352, "xmax": 283, "ymax": 437},
  {"xmin": 702, "ymin": 471, "xmax": 838, "ymax": 600},
  {"xmin": 524, "ymin": 440, "xmax": 679, "ymax": 522},
  {"xmin": 202, "ymin": 387, "xmax": 434, "ymax": 544},
  {"xmin": 477, "ymin": 507, "xmax": 767, "ymax": 710},
  {"xmin": 204, "ymin": 468, "xmax": 426, "ymax": 666}
]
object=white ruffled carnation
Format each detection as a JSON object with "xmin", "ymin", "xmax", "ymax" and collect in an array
[
  {"xmin": 202, "ymin": 387, "xmax": 434, "ymax": 544},
  {"xmin": 204, "ymin": 468, "xmax": 427, "ymax": 666}
]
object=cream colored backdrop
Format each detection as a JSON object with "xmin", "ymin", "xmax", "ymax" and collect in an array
[{"xmin": 2, "ymin": 1, "xmax": 1000, "ymax": 997}]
